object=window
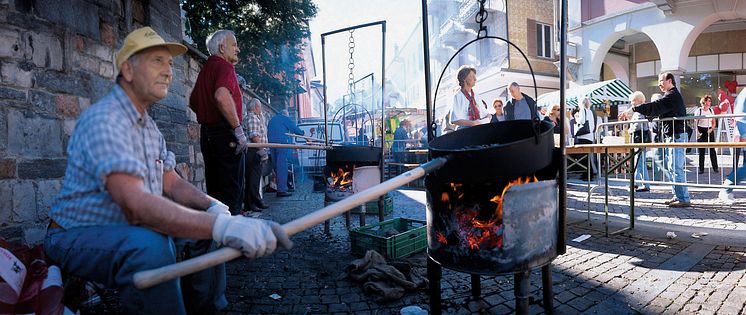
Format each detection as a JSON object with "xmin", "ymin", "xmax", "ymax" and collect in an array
[{"xmin": 536, "ymin": 22, "xmax": 552, "ymax": 58}]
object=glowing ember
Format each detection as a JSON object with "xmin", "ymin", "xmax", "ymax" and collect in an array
[{"xmin": 436, "ymin": 176, "xmax": 537, "ymax": 250}]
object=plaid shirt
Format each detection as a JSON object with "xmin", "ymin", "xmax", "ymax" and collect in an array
[
  {"xmin": 50, "ymin": 85, "xmax": 176, "ymax": 228},
  {"xmin": 243, "ymin": 112, "xmax": 267, "ymax": 143}
]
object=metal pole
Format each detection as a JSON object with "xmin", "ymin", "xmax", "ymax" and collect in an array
[
  {"xmin": 322, "ymin": 36, "xmax": 329, "ymax": 146},
  {"xmin": 379, "ymin": 21, "xmax": 387, "ymax": 222},
  {"xmin": 422, "ymin": 0, "xmax": 434, "ymax": 142},
  {"xmin": 557, "ymin": 0, "xmax": 568, "ymax": 255}
]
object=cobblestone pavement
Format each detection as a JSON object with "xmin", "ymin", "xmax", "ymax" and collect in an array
[{"xmin": 221, "ymin": 178, "xmax": 746, "ymax": 314}]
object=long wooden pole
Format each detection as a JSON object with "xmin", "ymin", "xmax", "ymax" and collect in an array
[
  {"xmin": 132, "ymin": 156, "xmax": 451, "ymax": 289},
  {"xmin": 285, "ymin": 133, "xmax": 325, "ymax": 143},
  {"xmin": 245, "ymin": 143, "xmax": 331, "ymax": 150}
]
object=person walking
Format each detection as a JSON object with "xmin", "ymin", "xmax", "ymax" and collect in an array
[
  {"xmin": 695, "ymin": 95, "xmax": 719, "ymax": 174},
  {"xmin": 620, "ymin": 72, "xmax": 691, "ymax": 207},
  {"xmin": 189, "ymin": 29, "xmax": 247, "ymax": 215},
  {"xmin": 242, "ymin": 98, "xmax": 270, "ymax": 213},
  {"xmin": 267, "ymin": 109, "xmax": 304, "ymax": 197},
  {"xmin": 504, "ymin": 82, "xmax": 540, "ymax": 121},
  {"xmin": 44, "ymin": 27, "xmax": 291, "ymax": 315}
]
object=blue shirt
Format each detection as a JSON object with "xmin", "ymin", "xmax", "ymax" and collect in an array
[
  {"xmin": 50, "ymin": 85, "xmax": 176, "ymax": 228},
  {"xmin": 513, "ymin": 98, "xmax": 531, "ymax": 120},
  {"xmin": 267, "ymin": 114, "xmax": 303, "ymax": 144}
]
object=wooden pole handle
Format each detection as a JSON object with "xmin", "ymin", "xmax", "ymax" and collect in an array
[{"xmin": 133, "ymin": 156, "xmax": 449, "ymax": 289}]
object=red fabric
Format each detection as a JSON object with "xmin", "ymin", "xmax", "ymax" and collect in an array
[
  {"xmin": 0, "ymin": 240, "xmax": 63, "ymax": 315},
  {"xmin": 462, "ymin": 89, "xmax": 480, "ymax": 121},
  {"xmin": 189, "ymin": 55, "xmax": 243, "ymax": 124}
]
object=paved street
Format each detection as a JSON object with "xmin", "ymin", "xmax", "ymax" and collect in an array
[{"xmin": 221, "ymin": 177, "xmax": 746, "ymax": 314}]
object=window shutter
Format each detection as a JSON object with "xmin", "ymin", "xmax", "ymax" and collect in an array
[{"xmin": 527, "ymin": 19, "xmax": 537, "ymax": 58}]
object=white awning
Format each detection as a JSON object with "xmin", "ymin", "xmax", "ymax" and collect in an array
[{"xmin": 537, "ymin": 79, "xmax": 633, "ymax": 110}]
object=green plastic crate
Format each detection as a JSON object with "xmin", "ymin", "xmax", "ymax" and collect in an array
[
  {"xmin": 350, "ymin": 218, "xmax": 427, "ymax": 259},
  {"xmin": 349, "ymin": 193, "xmax": 393, "ymax": 215}
]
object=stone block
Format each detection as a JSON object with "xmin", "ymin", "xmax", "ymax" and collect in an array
[
  {"xmin": 194, "ymin": 166, "xmax": 204, "ymax": 182},
  {"xmin": 99, "ymin": 62, "xmax": 114, "ymax": 78},
  {"xmin": 75, "ymin": 53, "xmax": 99, "ymax": 74},
  {"xmin": 0, "ymin": 180, "xmax": 11, "ymax": 225},
  {"xmin": 99, "ymin": 22, "xmax": 116, "ymax": 47},
  {"xmin": 0, "ymin": 109, "xmax": 6, "ymax": 151},
  {"xmin": 8, "ymin": 110, "xmax": 63, "ymax": 157},
  {"xmin": 89, "ymin": 73, "xmax": 113, "ymax": 101},
  {"xmin": 29, "ymin": 89, "xmax": 55, "ymax": 114},
  {"xmin": 18, "ymin": 158, "xmax": 66, "ymax": 179},
  {"xmin": 0, "ymin": 27, "xmax": 21, "ymax": 59},
  {"xmin": 188, "ymin": 145, "xmax": 194, "ymax": 164},
  {"xmin": 0, "ymin": 86, "xmax": 26, "ymax": 101},
  {"xmin": 92, "ymin": 44, "xmax": 113, "ymax": 62},
  {"xmin": 23, "ymin": 31, "xmax": 63, "ymax": 71},
  {"xmin": 0, "ymin": 158, "xmax": 16, "ymax": 179},
  {"xmin": 0, "ymin": 226, "xmax": 22, "ymax": 243},
  {"xmin": 35, "ymin": 179, "xmax": 61, "ymax": 220},
  {"xmin": 55, "ymin": 94, "xmax": 80, "ymax": 118},
  {"xmin": 1, "ymin": 61, "xmax": 34, "ymax": 88},
  {"xmin": 12, "ymin": 180, "xmax": 36, "ymax": 223},
  {"xmin": 175, "ymin": 162, "xmax": 190, "ymax": 180},
  {"xmin": 33, "ymin": 0, "xmax": 99, "ymax": 39},
  {"xmin": 23, "ymin": 225, "xmax": 47, "ymax": 245},
  {"xmin": 78, "ymin": 97, "xmax": 90, "ymax": 112},
  {"xmin": 35, "ymin": 70, "xmax": 90, "ymax": 96},
  {"xmin": 62, "ymin": 118, "xmax": 76, "ymax": 137}
]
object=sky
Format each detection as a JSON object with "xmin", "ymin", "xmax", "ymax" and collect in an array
[{"xmin": 308, "ymin": 0, "xmax": 422, "ymax": 103}]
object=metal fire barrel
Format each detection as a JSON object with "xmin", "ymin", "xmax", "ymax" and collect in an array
[{"xmin": 425, "ymin": 179, "xmax": 558, "ymax": 275}]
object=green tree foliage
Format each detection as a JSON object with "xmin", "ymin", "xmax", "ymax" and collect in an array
[{"xmin": 182, "ymin": 0, "xmax": 317, "ymax": 97}]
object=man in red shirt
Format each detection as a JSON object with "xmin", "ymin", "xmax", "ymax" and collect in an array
[
  {"xmin": 190, "ymin": 29, "xmax": 247, "ymax": 215},
  {"xmin": 188, "ymin": 29, "xmax": 247, "ymax": 313}
]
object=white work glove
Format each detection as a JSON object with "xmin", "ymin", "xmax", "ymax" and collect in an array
[
  {"xmin": 233, "ymin": 126, "xmax": 249, "ymax": 155},
  {"xmin": 206, "ymin": 199, "xmax": 230, "ymax": 216},
  {"xmin": 211, "ymin": 214, "xmax": 293, "ymax": 259}
]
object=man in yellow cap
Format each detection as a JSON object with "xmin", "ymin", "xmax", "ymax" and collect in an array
[{"xmin": 43, "ymin": 27, "xmax": 291, "ymax": 315}]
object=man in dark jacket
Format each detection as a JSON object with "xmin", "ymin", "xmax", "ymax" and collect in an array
[
  {"xmin": 619, "ymin": 72, "xmax": 690, "ymax": 207},
  {"xmin": 504, "ymin": 82, "xmax": 540, "ymax": 121}
]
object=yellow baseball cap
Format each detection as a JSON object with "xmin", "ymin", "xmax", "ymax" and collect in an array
[{"xmin": 115, "ymin": 27, "xmax": 187, "ymax": 71}]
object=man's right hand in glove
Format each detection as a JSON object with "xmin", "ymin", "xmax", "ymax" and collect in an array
[
  {"xmin": 233, "ymin": 126, "xmax": 249, "ymax": 155},
  {"xmin": 211, "ymin": 214, "xmax": 293, "ymax": 259}
]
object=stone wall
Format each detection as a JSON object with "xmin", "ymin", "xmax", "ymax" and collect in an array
[{"xmin": 0, "ymin": 0, "xmax": 267, "ymax": 244}]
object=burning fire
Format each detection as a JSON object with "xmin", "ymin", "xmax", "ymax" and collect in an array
[
  {"xmin": 328, "ymin": 166, "xmax": 353, "ymax": 190},
  {"xmin": 435, "ymin": 176, "xmax": 537, "ymax": 251}
]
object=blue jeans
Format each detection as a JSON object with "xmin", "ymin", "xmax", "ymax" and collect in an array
[
  {"xmin": 44, "ymin": 226, "xmax": 185, "ymax": 315},
  {"xmin": 664, "ymin": 133, "xmax": 690, "ymax": 202},
  {"xmin": 201, "ymin": 125, "xmax": 246, "ymax": 214},
  {"xmin": 635, "ymin": 148, "xmax": 649, "ymax": 188},
  {"xmin": 271, "ymin": 147, "xmax": 290, "ymax": 192},
  {"xmin": 724, "ymin": 163, "xmax": 746, "ymax": 193}
]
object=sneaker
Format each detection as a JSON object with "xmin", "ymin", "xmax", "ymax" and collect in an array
[
  {"xmin": 664, "ymin": 197, "xmax": 678, "ymax": 205},
  {"xmin": 635, "ymin": 187, "xmax": 650, "ymax": 192},
  {"xmin": 255, "ymin": 200, "xmax": 269, "ymax": 209},
  {"xmin": 668, "ymin": 200, "xmax": 691, "ymax": 208},
  {"xmin": 718, "ymin": 190, "xmax": 735, "ymax": 204},
  {"xmin": 277, "ymin": 191, "xmax": 293, "ymax": 197}
]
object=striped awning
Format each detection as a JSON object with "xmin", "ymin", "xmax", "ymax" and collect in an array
[{"xmin": 536, "ymin": 79, "xmax": 633, "ymax": 110}]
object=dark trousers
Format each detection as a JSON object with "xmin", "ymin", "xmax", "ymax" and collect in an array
[
  {"xmin": 176, "ymin": 239, "xmax": 227, "ymax": 315},
  {"xmin": 243, "ymin": 149, "xmax": 265, "ymax": 209},
  {"xmin": 697, "ymin": 126, "xmax": 718, "ymax": 170},
  {"xmin": 201, "ymin": 125, "xmax": 245, "ymax": 215}
]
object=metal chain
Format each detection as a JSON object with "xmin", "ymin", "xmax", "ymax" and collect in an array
[
  {"xmin": 347, "ymin": 30, "xmax": 356, "ymax": 100},
  {"xmin": 475, "ymin": 0, "xmax": 488, "ymax": 38}
]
